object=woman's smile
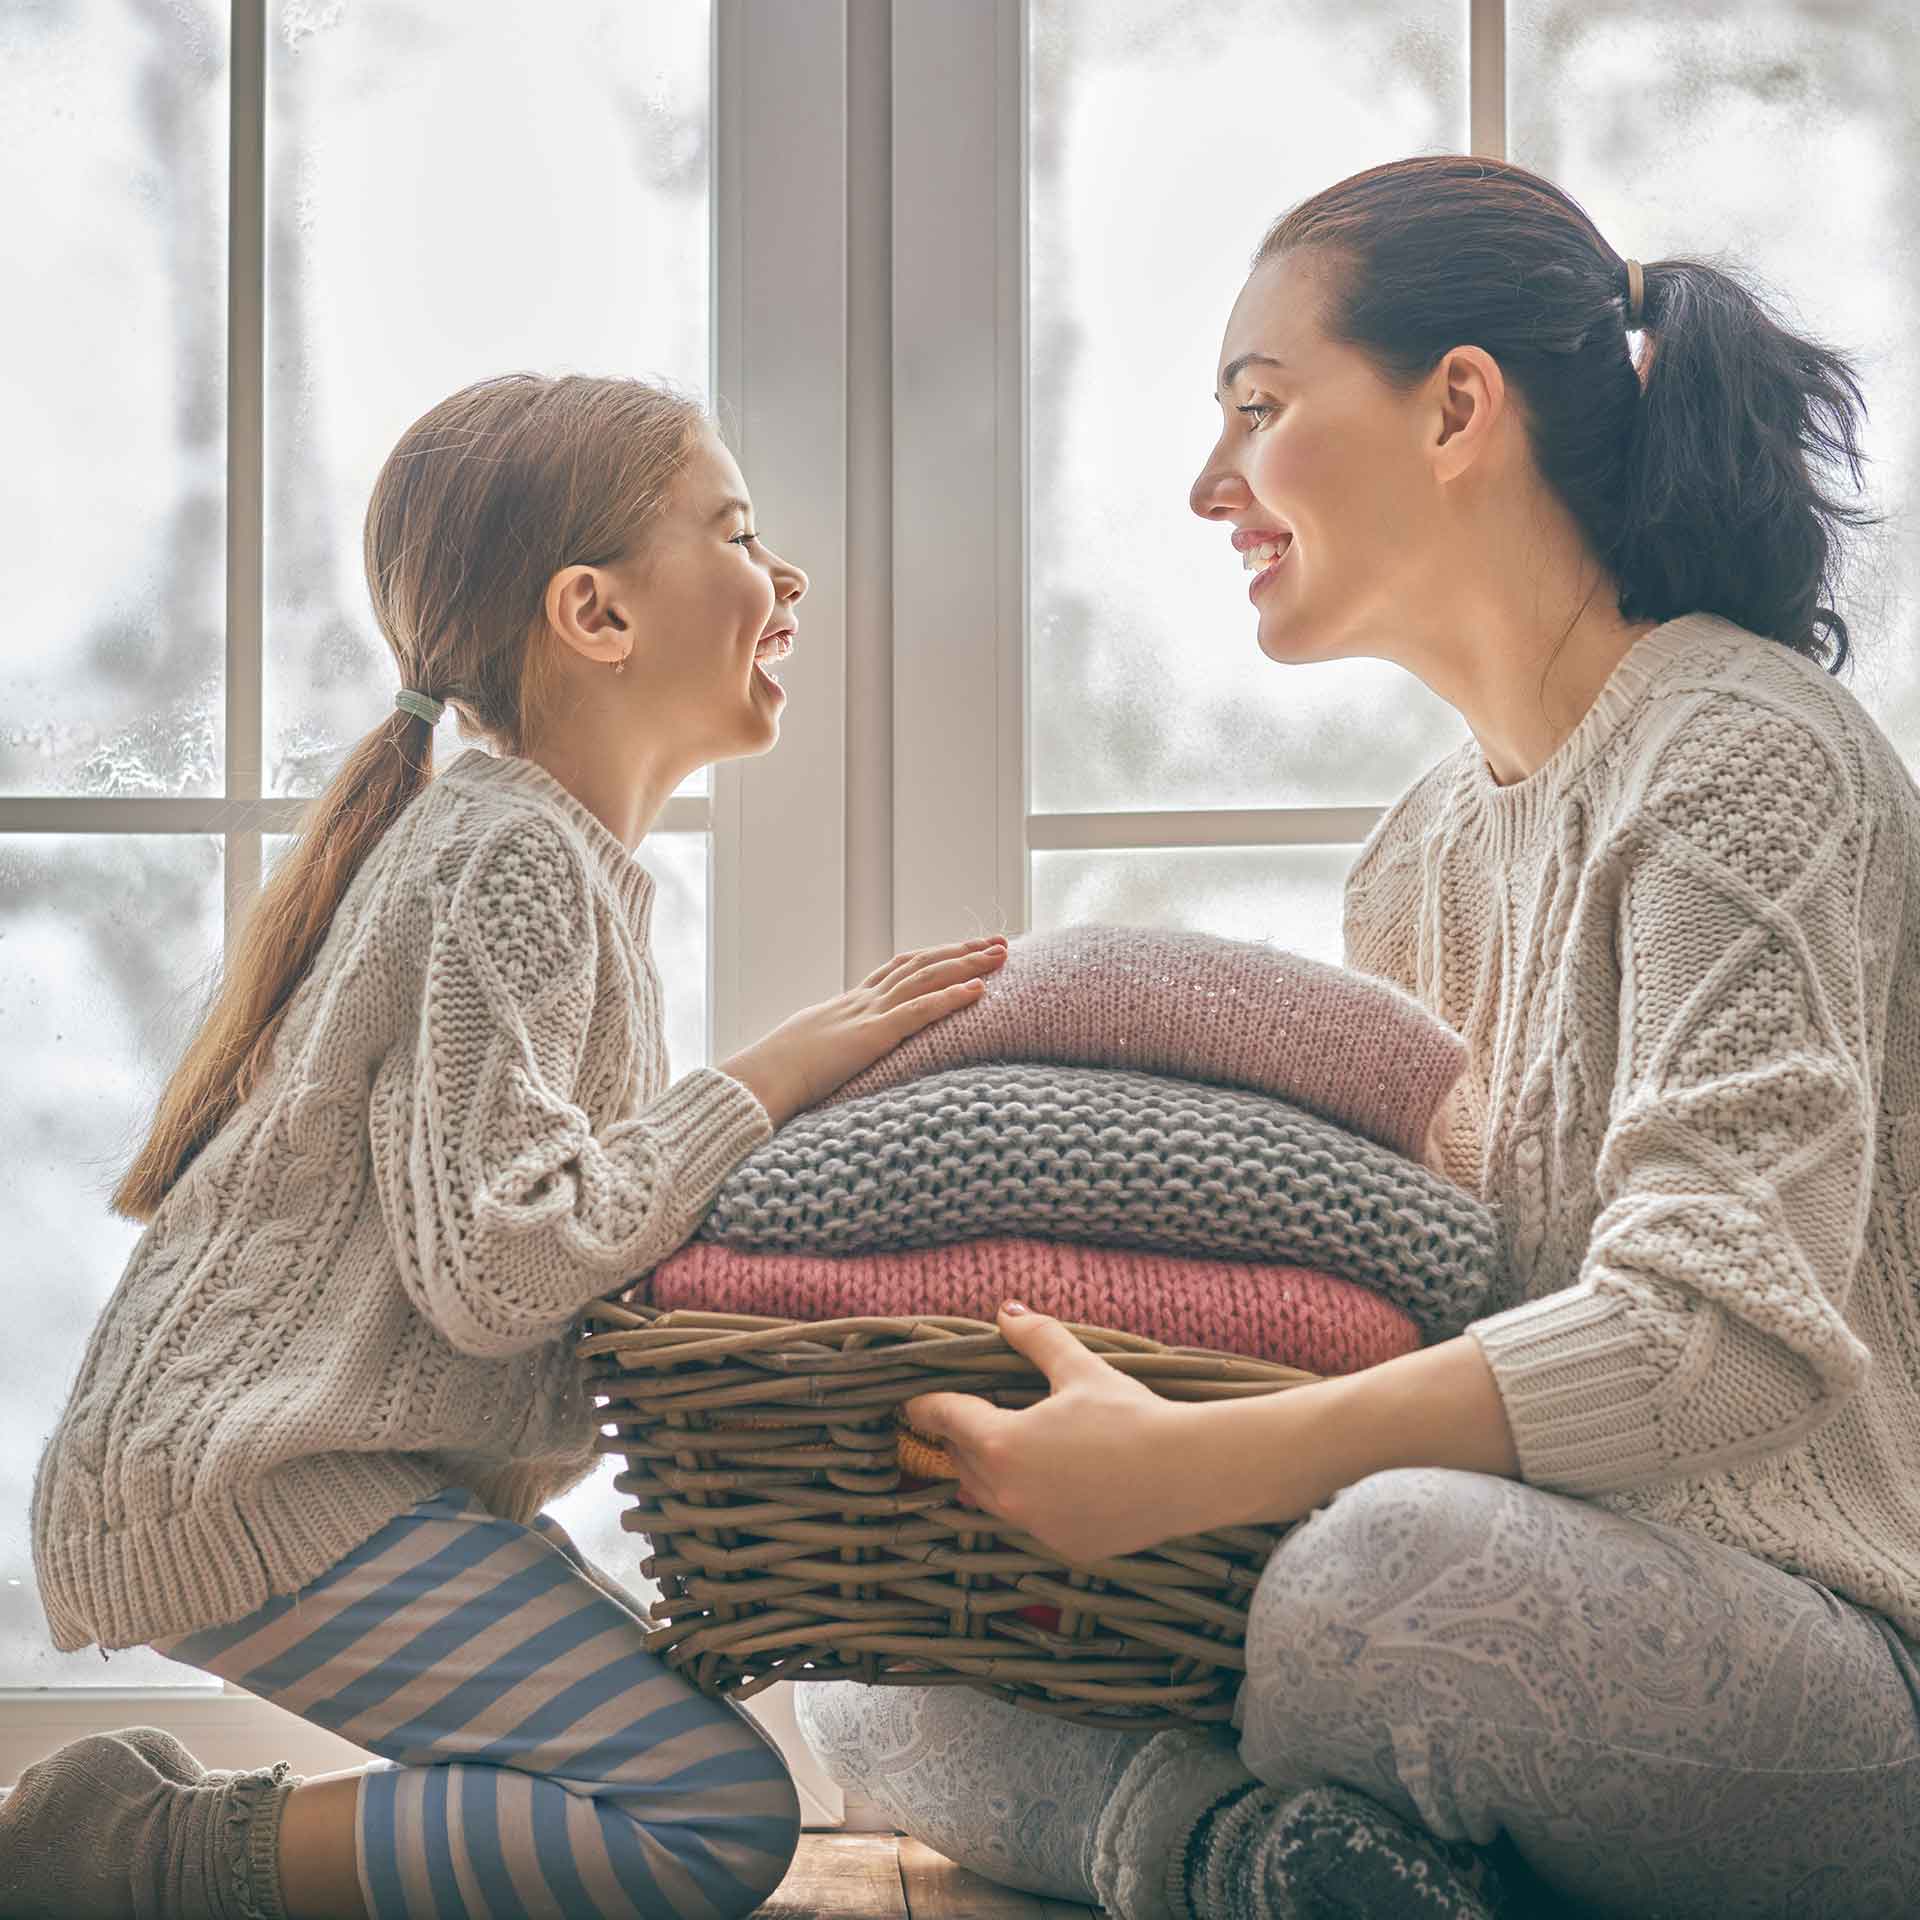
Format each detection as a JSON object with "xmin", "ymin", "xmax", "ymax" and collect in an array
[{"xmin": 1246, "ymin": 534, "xmax": 1296, "ymax": 602}]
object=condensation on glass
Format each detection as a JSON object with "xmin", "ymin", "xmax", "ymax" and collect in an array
[
  {"xmin": 1027, "ymin": 0, "xmax": 1468, "ymax": 814},
  {"xmin": 264, "ymin": 2, "xmax": 713, "ymax": 800},
  {"xmin": 0, "ymin": 837, "xmax": 225, "ymax": 1686},
  {"xmin": 0, "ymin": 3, "xmax": 229, "ymax": 797},
  {"xmin": 1509, "ymin": 2, "xmax": 1920, "ymax": 755},
  {"xmin": 1032, "ymin": 845, "xmax": 1355, "ymax": 969}
]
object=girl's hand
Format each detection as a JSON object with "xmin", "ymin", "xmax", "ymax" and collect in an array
[
  {"xmin": 721, "ymin": 936, "xmax": 1008, "ymax": 1129},
  {"xmin": 901, "ymin": 1304, "xmax": 1202, "ymax": 1565}
]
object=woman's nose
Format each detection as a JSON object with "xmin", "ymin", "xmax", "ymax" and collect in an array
[{"xmin": 1190, "ymin": 459, "xmax": 1249, "ymax": 523}]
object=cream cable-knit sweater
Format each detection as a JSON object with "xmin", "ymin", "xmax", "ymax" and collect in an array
[
  {"xmin": 1348, "ymin": 610, "xmax": 1920, "ymax": 1638},
  {"xmin": 32, "ymin": 750, "xmax": 774, "ymax": 1652}
]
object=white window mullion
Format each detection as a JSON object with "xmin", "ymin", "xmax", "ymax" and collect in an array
[
  {"xmin": 709, "ymin": 0, "xmax": 850, "ymax": 1062},
  {"xmin": 1029, "ymin": 808, "xmax": 1386, "ymax": 854},
  {"xmin": 891, "ymin": 0, "xmax": 1030, "ymax": 950},
  {"xmin": 224, "ymin": 0, "xmax": 267, "ymax": 941},
  {"xmin": 1470, "ymin": 0, "xmax": 1507, "ymax": 159},
  {"xmin": 708, "ymin": 0, "xmax": 853, "ymax": 1827}
]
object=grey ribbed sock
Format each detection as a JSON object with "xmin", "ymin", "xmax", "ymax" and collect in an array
[
  {"xmin": 0, "ymin": 1725, "xmax": 300, "ymax": 1920},
  {"xmin": 1185, "ymin": 1779, "xmax": 1510, "ymax": 1920},
  {"xmin": 1090, "ymin": 1725, "xmax": 1264, "ymax": 1920}
]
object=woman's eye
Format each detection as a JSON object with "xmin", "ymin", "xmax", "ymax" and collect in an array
[
  {"xmin": 731, "ymin": 530, "xmax": 761, "ymax": 547},
  {"xmin": 1236, "ymin": 403, "xmax": 1274, "ymax": 426}
]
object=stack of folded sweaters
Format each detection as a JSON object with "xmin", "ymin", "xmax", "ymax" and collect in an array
[{"xmin": 642, "ymin": 925, "xmax": 1506, "ymax": 1377}]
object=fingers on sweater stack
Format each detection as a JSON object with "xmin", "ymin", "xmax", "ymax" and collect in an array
[{"xmin": 649, "ymin": 924, "xmax": 1499, "ymax": 1369}]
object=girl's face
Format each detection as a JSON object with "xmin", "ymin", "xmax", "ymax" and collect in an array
[
  {"xmin": 544, "ymin": 424, "xmax": 808, "ymax": 766},
  {"xmin": 1188, "ymin": 252, "xmax": 1494, "ymax": 677}
]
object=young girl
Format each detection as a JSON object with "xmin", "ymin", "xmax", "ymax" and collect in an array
[
  {"xmin": 797, "ymin": 155, "xmax": 1920, "ymax": 1920},
  {"xmin": 1, "ymin": 371, "xmax": 1008, "ymax": 1920}
]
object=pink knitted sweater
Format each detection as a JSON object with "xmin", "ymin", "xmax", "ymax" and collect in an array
[
  {"xmin": 643, "ymin": 1237, "xmax": 1422, "ymax": 1376},
  {"xmin": 821, "ymin": 923, "xmax": 1466, "ymax": 1164}
]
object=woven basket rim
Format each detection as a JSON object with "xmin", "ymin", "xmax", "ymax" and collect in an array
[{"xmin": 578, "ymin": 1298, "xmax": 1321, "ymax": 1389}]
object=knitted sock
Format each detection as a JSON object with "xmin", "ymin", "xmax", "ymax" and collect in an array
[
  {"xmin": 117, "ymin": 1725, "xmax": 214, "ymax": 1784},
  {"xmin": 1089, "ymin": 1725, "xmax": 1263, "ymax": 1920},
  {"xmin": 1185, "ymin": 1779, "xmax": 1512, "ymax": 1920},
  {"xmin": 0, "ymin": 1726, "xmax": 300, "ymax": 1920}
]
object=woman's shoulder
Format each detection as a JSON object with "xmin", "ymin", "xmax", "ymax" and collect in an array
[{"xmin": 1617, "ymin": 614, "xmax": 1920, "ymax": 840}]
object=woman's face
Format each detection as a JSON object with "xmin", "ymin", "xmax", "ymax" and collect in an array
[
  {"xmin": 1189, "ymin": 252, "xmax": 1490, "ymax": 675},
  {"xmin": 545, "ymin": 424, "xmax": 808, "ymax": 763}
]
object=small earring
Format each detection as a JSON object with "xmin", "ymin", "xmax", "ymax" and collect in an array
[{"xmin": 612, "ymin": 653, "xmax": 627, "ymax": 675}]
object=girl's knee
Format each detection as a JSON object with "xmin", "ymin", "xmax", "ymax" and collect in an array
[
  {"xmin": 632, "ymin": 1759, "xmax": 801, "ymax": 1919},
  {"xmin": 591, "ymin": 1706, "xmax": 800, "ymax": 1918}
]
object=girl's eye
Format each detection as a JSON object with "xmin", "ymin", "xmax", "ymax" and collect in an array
[
  {"xmin": 1236, "ymin": 403, "xmax": 1274, "ymax": 426},
  {"xmin": 731, "ymin": 530, "xmax": 760, "ymax": 547}
]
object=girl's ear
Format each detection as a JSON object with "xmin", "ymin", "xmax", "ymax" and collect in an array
[{"xmin": 546, "ymin": 564, "xmax": 630, "ymax": 669}]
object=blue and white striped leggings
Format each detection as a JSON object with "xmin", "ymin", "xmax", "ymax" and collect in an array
[{"xmin": 150, "ymin": 1485, "xmax": 801, "ymax": 1920}]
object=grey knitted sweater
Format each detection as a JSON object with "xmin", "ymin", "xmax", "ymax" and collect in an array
[
  {"xmin": 1348, "ymin": 612, "xmax": 1920, "ymax": 1638},
  {"xmin": 695, "ymin": 1063, "xmax": 1506, "ymax": 1342},
  {"xmin": 32, "ymin": 750, "xmax": 774, "ymax": 1652}
]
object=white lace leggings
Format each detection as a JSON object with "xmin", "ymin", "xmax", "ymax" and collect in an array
[{"xmin": 794, "ymin": 1466, "xmax": 1920, "ymax": 1919}]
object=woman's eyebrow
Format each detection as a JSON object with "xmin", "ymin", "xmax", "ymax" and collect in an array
[
  {"xmin": 709, "ymin": 495, "xmax": 754, "ymax": 522},
  {"xmin": 1213, "ymin": 352, "xmax": 1287, "ymax": 400}
]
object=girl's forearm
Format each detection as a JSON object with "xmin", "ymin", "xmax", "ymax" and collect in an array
[{"xmin": 1168, "ymin": 1334, "xmax": 1522, "ymax": 1535}]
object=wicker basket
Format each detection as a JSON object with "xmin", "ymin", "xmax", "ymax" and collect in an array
[{"xmin": 576, "ymin": 1297, "xmax": 1320, "ymax": 1730}]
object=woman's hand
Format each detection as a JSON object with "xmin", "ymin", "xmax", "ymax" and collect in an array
[
  {"xmin": 720, "ymin": 935, "xmax": 1007, "ymax": 1129},
  {"xmin": 900, "ymin": 1303, "xmax": 1207, "ymax": 1565}
]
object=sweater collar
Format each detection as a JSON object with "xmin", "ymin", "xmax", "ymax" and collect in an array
[
  {"xmin": 438, "ymin": 748, "xmax": 658, "ymax": 933},
  {"xmin": 1462, "ymin": 612, "xmax": 1727, "ymax": 857}
]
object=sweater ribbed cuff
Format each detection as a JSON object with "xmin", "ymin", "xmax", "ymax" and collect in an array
[
  {"xmin": 1465, "ymin": 1285, "xmax": 1677, "ymax": 1495},
  {"xmin": 644, "ymin": 1066, "xmax": 774, "ymax": 1202}
]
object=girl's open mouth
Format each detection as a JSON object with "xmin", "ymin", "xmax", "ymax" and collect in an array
[{"xmin": 753, "ymin": 630, "xmax": 792, "ymax": 691}]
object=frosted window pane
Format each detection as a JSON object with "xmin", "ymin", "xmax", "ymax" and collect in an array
[
  {"xmin": 0, "ymin": 4, "xmax": 227, "ymax": 797},
  {"xmin": 1028, "ymin": 0, "xmax": 1468, "ymax": 814},
  {"xmin": 264, "ymin": 3, "xmax": 711, "ymax": 799},
  {"xmin": 1032, "ymin": 846, "xmax": 1354, "ymax": 969},
  {"xmin": 267, "ymin": 816, "xmax": 706, "ymax": 1564},
  {"xmin": 0, "ymin": 837, "xmax": 225, "ymax": 1686},
  {"xmin": 1509, "ymin": 3, "xmax": 1920, "ymax": 764}
]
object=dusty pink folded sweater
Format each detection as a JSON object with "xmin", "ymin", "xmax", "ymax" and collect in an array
[
  {"xmin": 642, "ymin": 1236, "xmax": 1422, "ymax": 1376},
  {"xmin": 820, "ymin": 923, "xmax": 1465, "ymax": 1164}
]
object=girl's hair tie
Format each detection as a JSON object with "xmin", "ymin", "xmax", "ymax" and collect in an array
[{"xmin": 394, "ymin": 688, "xmax": 445, "ymax": 725}]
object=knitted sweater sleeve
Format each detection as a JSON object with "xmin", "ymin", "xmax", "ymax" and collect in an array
[
  {"xmin": 374, "ymin": 813, "xmax": 772, "ymax": 1357},
  {"xmin": 1466, "ymin": 702, "xmax": 1881, "ymax": 1494}
]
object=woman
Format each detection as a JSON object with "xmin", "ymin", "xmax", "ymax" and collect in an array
[{"xmin": 797, "ymin": 154, "xmax": 1920, "ymax": 1920}]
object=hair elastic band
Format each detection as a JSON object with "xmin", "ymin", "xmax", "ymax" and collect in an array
[
  {"xmin": 394, "ymin": 689, "xmax": 445, "ymax": 725},
  {"xmin": 1623, "ymin": 257, "xmax": 1645, "ymax": 329}
]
